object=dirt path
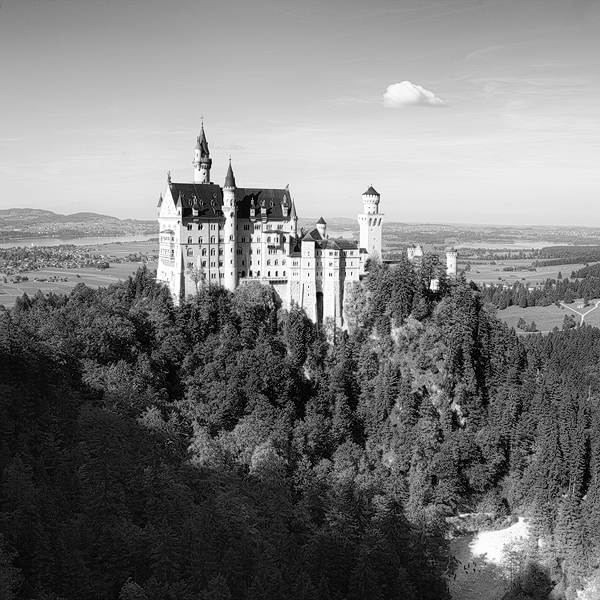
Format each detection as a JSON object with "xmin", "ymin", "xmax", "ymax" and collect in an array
[{"xmin": 560, "ymin": 299, "xmax": 600, "ymax": 324}]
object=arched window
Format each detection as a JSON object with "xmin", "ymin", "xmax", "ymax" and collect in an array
[
  {"xmin": 219, "ymin": 249, "xmax": 223, "ymax": 255},
  {"xmin": 198, "ymin": 237, "xmax": 202, "ymax": 244},
  {"xmin": 282, "ymin": 235, "xmax": 286, "ymax": 242},
  {"xmin": 211, "ymin": 236, "xmax": 215, "ymax": 243},
  {"xmin": 267, "ymin": 236, "xmax": 271, "ymax": 243},
  {"xmin": 267, "ymin": 259, "xmax": 271, "ymax": 266},
  {"xmin": 274, "ymin": 259, "xmax": 279, "ymax": 266},
  {"xmin": 237, "ymin": 248, "xmax": 242, "ymax": 255},
  {"xmin": 210, "ymin": 249, "xmax": 215, "ymax": 256},
  {"xmin": 283, "ymin": 271, "xmax": 286, "ymax": 276},
  {"xmin": 275, "ymin": 271, "xmax": 278, "ymax": 276},
  {"xmin": 202, "ymin": 248, "xmax": 207, "ymax": 256},
  {"xmin": 187, "ymin": 248, "xmax": 193, "ymax": 257},
  {"xmin": 282, "ymin": 259, "xmax": 286, "ymax": 266},
  {"xmin": 187, "ymin": 236, "xmax": 193, "ymax": 244},
  {"xmin": 268, "ymin": 271, "xmax": 271, "ymax": 277}
]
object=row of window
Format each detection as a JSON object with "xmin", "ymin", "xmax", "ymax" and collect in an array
[
  {"xmin": 184, "ymin": 235, "xmax": 288, "ymax": 245},
  {"xmin": 187, "ymin": 223, "xmax": 223, "ymax": 231},
  {"xmin": 187, "ymin": 248, "xmax": 224, "ymax": 257},
  {"xmin": 185, "ymin": 223, "xmax": 292, "ymax": 233}
]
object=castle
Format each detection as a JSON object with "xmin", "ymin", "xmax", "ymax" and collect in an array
[{"xmin": 157, "ymin": 125, "xmax": 457, "ymax": 326}]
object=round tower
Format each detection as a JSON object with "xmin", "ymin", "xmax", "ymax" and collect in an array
[
  {"xmin": 223, "ymin": 159, "xmax": 237, "ymax": 291},
  {"xmin": 316, "ymin": 216, "xmax": 327, "ymax": 238},
  {"xmin": 446, "ymin": 248, "xmax": 458, "ymax": 277},
  {"xmin": 193, "ymin": 122, "xmax": 212, "ymax": 184}
]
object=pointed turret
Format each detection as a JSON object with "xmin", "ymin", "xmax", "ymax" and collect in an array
[
  {"xmin": 316, "ymin": 216, "xmax": 327, "ymax": 239},
  {"xmin": 193, "ymin": 122, "xmax": 212, "ymax": 184},
  {"xmin": 290, "ymin": 199, "xmax": 298, "ymax": 237},
  {"xmin": 197, "ymin": 123, "xmax": 209, "ymax": 157},
  {"xmin": 224, "ymin": 158, "xmax": 236, "ymax": 189}
]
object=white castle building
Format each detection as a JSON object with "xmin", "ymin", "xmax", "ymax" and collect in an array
[{"xmin": 157, "ymin": 125, "xmax": 456, "ymax": 326}]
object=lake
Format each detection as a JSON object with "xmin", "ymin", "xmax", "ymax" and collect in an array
[{"xmin": 0, "ymin": 235, "xmax": 157, "ymax": 249}]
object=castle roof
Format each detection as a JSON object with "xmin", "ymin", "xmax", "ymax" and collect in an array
[
  {"xmin": 302, "ymin": 228, "xmax": 323, "ymax": 241},
  {"xmin": 317, "ymin": 216, "xmax": 326, "ymax": 225},
  {"xmin": 363, "ymin": 185, "xmax": 379, "ymax": 196},
  {"xmin": 168, "ymin": 182, "xmax": 293, "ymax": 220},
  {"xmin": 300, "ymin": 228, "xmax": 358, "ymax": 251}
]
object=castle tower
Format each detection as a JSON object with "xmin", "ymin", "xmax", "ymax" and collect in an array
[
  {"xmin": 446, "ymin": 248, "xmax": 458, "ymax": 277},
  {"xmin": 358, "ymin": 185, "xmax": 383, "ymax": 257},
  {"xmin": 223, "ymin": 159, "xmax": 237, "ymax": 291},
  {"xmin": 316, "ymin": 216, "xmax": 327, "ymax": 238},
  {"xmin": 193, "ymin": 122, "xmax": 212, "ymax": 184}
]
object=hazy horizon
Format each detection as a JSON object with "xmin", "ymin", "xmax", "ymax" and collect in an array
[{"xmin": 1, "ymin": 0, "xmax": 599, "ymax": 226}]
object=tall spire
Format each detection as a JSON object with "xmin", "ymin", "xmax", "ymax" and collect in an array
[
  {"xmin": 193, "ymin": 120, "xmax": 212, "ymax": 184},
  {"xmin": 224, "ymin": 158, "xmax": 236, "ymax": 188},
  {"xmin": 196, "ymin": 122, "xmax": 209, "ymax": 158}
]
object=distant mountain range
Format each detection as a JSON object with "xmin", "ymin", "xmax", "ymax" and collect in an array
[{"xmin": 0, "ymin": 208, "xmax": 156, "ymax": 240}]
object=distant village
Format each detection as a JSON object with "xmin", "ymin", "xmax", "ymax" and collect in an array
[{"xmin": 0, "ymin": 245, "xmax": 155, "ymax": 279}]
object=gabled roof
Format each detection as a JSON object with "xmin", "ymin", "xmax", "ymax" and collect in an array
[
  {"xmin": 363, "ymin": 185, "xmax": 379, "ymax": 196},
  {"xmin": 300, "ymin": 228, "xmax": 358, "ymax": 251},
  {"xmin": 317, "ymin": 216, "xmax": 326, "ymax": 225},
  {"xmin": 302, "ymin": 228, "xmax": 323, "ymax": 241}
]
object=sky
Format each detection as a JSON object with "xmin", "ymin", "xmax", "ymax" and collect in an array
[{"xmin": 0, "ymin": 0, "xmax": 599, "ymax": 226}]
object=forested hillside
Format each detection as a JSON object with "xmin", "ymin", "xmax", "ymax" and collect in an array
[{"xmin": 1, "ymin": 257, "xmax": 600, "ymax": 600}]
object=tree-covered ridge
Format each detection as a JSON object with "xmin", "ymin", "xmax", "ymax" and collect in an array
[{"xmin": 1, "ymin": 258, "xmax": 600, "ymax": 600}]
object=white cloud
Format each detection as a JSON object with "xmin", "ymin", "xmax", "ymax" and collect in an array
[{"xmin": 382, "ymin": 81, "xmax": 448, "ymax": 107}]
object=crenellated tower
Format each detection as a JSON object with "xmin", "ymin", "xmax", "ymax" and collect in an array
[
  {"xmin": 358, "ymin": 185, "xmax": 383, "ymax": 257},
  {"xmin": 193, "ymin": 122, "xmax": 212, "ymax": 184},
  {"xmin": 223, "ymin": 159, "xmax": 237, "ymax": 291}
]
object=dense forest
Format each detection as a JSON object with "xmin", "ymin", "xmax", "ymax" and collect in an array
[
  {"xmin": 481, "ymin": 271, "xmax": 600, "ymax": 309},
  {"xmin": 2, "ymin": 255, "xmax": 600, "ymax": 599}
]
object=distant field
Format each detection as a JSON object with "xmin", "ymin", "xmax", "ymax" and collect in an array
[
  {"xmin": 464, "ymin": 259, "xmax": 587, "ymax": 286},
  {"xmin": 0, "ymin": 241, "xmax": 158, "ymax": 308},
  {"xmin": 495, "ymin": 299, "xmax": 600, "ymax": 333}
]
